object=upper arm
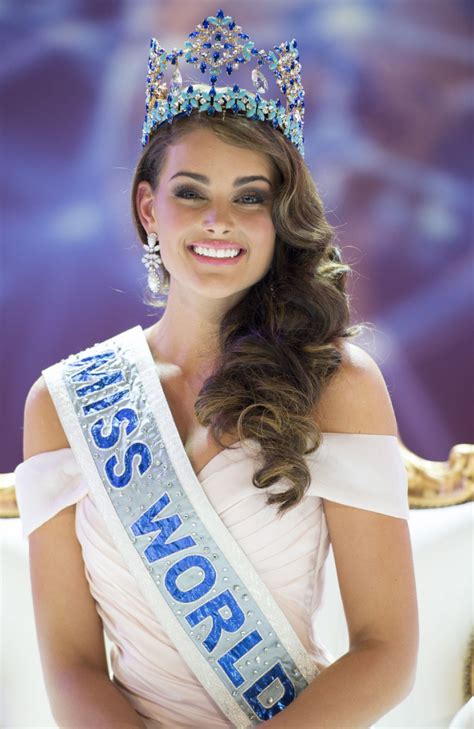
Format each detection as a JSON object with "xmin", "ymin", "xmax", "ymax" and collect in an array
[
  {"xmin": 317, "ymin": 344, "xmax": 419, "ymax": 681},
  {"xmin": 23, "ymin": 376, "xmax": 109, "ymax": 684},
  {"xmin": 23, "ymin": 374, "xmax": 70, "ymax": 459}
]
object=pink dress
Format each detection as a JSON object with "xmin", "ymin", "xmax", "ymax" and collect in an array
[{"xmin": 14, "ymin": 430, "xmax": 409, "ymax": 728}]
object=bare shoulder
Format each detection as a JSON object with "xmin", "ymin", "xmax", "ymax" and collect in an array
[
  {"xmin": 315, "ymin": 340, "xmax": 399, "ymax": 437},
  {"xmin": 23, "ymin": 374, "xmax": 70, "ymax": 460}
]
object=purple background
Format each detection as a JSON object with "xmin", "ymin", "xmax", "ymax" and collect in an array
[{"xmin": 2, "ymin": 0, "xmax": 473, "ymax": 472}]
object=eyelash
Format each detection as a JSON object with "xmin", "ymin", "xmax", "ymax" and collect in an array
[{"xmin": 173, "ymin": 186, "xmax": 267, "ymax": 205}]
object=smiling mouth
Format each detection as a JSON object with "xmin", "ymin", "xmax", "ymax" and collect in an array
[
  {"xmin": 187, "ymin": 246, "xmax": 247, "ymax": 263},
  {"xmin": 187, "ymin": 244, "xmax": 246, "ymax": 253}
]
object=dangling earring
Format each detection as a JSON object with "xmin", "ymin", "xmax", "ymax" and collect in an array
[{"xmin": 142, "ymin": 232, "xmax": 162, "ymax": 294}]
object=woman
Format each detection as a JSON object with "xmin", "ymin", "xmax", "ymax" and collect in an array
[{"xmin": 15, "ymin": 9, "xmax": 419, "ymax": 729}]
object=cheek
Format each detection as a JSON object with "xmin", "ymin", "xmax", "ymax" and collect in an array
[
  {"xmin": 246, "ymin": 210, "xmax": 275, "ymax": 236},
  {"xmin": 252, "ymin": 225, "xmax": 276, "ymax": 266},
  {"xmin": 161, "ymin": 205, "xmax": 188, "ymax": 225},
  {"xmin": 253, "ymin": 215, "xmax": 275, "ymax": 247},
  {"xmin": 155, "ymin": 197, "xmax": 189, "ymax": 223},
  {"xmin": 260, "ymin": 217, "xmax": 277, "ymax": 249}
]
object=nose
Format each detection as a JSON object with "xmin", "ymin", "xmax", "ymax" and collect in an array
[
  {"xmin": 205, "ymin": 224, "xmax": 232, "ymax": 235},
  {"xmin": 203, "ymin": 199, "xmax": 233, "ymax": 235}
]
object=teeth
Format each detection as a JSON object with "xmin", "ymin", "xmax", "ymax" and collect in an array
[{"xmin": 191, "ymin": 246, "xmax": 241, "ymax": 258}]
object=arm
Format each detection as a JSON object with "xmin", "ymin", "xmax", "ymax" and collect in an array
[
  {"xmin": 267, "ymin": 344, "xmax": 419, "ymax": 728},
  {"xmin": 51, "ymin": 665, "xmax": 148, "ymax": 728},
  {"xmin": 266, "ymin": 510, "xmax": 417, "ymax": 729},
  {"xmin": 24, "ymin": 376, "xmax": 148, "ymax": 728}
]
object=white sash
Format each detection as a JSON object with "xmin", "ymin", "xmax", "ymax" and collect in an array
[{"xmin": 42, "ymin": 325, "xmax": 319, "ymax": 727}]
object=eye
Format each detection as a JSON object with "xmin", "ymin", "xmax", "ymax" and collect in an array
[
  {"xmin": 174, "ymin": 188, "xmax": 203, "ymax": 201},
  {"xmin": 239, "ymin": 192, "xmax": 266, "ymax": 205},
  {"xmin": 173, "ymin": 186, "xmax": 267, "ymax": 205}
]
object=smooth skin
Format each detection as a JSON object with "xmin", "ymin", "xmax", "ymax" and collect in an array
[{"xmin": 23, "ymin": 127, "xmax": 418, "ymax": 727}]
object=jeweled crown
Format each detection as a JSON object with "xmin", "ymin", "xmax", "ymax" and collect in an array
[{"xmin": 142, "ymin": 8, "xmax": 305, "ymax": 157}]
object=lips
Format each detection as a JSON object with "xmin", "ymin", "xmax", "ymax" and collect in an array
[{"xmin": 188, "ymin": 245, "xmax": 246, "ymax": 265}]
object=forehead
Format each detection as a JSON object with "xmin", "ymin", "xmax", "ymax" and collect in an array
[{"xmin": 163, "ymin": 128, "xmax": 274, "ymax": 179}]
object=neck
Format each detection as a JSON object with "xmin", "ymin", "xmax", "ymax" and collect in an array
[{"xmin": 144, "ymin": 278, "xmax": 249, "ymax": 379}]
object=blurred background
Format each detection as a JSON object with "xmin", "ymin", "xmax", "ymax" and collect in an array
[{"xmin": 2, "ymin": 0, "xmax": 473, "ymax": 472}]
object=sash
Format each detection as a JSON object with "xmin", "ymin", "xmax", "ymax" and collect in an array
[{"xmin": 42, "ymin": 325, "xmax": 320, "ymax": 727}]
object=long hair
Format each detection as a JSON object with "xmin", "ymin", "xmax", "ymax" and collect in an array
[{"xmin": 131, "ymin": 111, "xmax": 368, "ymax": 515}]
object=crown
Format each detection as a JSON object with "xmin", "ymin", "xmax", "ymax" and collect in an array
[{"xmin": 141, "ymin": 8, "xmax": 305, "ymax": 157}]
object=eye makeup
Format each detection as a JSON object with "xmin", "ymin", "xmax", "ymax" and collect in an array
[{"xmin": 172, "ymin": 184, "xmax": 270, "ymax": 205}]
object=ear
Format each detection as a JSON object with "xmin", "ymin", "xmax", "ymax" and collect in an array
[{"xmin": 135, "ymin": 180, "xmax": 159, "ymax": 232}]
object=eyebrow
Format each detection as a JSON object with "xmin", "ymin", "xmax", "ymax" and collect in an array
[{"xmin": 169, "ymin": 171, "xmax": 273, "ymax": 187}]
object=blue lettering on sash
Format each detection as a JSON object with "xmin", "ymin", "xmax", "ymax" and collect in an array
[
  {"xmin": 66, "ymin": 351, "xmax": 130, "ymax": 415},
  {"xmin": 243, "ymin": 663, "xmax": 296, "ymax": 719},
  {"xmin": 66, "ymin": 351, "xmax": 116, "ymax": 380},
  {"xmin": 165, "ymin": 554, "xmax": 217, "ymax": 603},
  {"xmin": 68, "ymin": 352, "xmax": 125, "ymax": 397},
  {"xmin": 75, "ymin": 370, "xmax": 125, "ymax": 397},
  {"xmin": 185, "ymin": 589, "xmax": 245, "ymax": 652},
  {"xmin": 218, "ymin": 630, "xmax": 263, "ymax": 687},
  {"xmin": 84, "ymin": 390, "xmax": 130, "ymax": 415},
  {"xmin": 91, "ymin": 407, "xmax": 139, "ymax": 448},
  {"xmin": 105, "ymin": 442, "xmax": 152, "ymax": 488},
  {"xmin": 131, "ymin": 492, "xmax": 196, "ymax": 560}
]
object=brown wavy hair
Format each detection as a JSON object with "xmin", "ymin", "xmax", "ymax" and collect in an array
[{"xmin": 131, "ymin": 111, "xmax": 368, "ymax": 515}]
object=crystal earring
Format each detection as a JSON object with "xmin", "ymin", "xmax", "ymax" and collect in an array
[{"xmin": 142, "ymin": 232, "xmax": 162, "ymax": 294}]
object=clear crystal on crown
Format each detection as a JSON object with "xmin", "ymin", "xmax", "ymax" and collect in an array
[
  {"xmin": 251, "ymin": 68, "xmax": 268, "ymax": 94},
  {"xmin": 169, "ymin": 66, "xmax": 182, "ymax": 94}
]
